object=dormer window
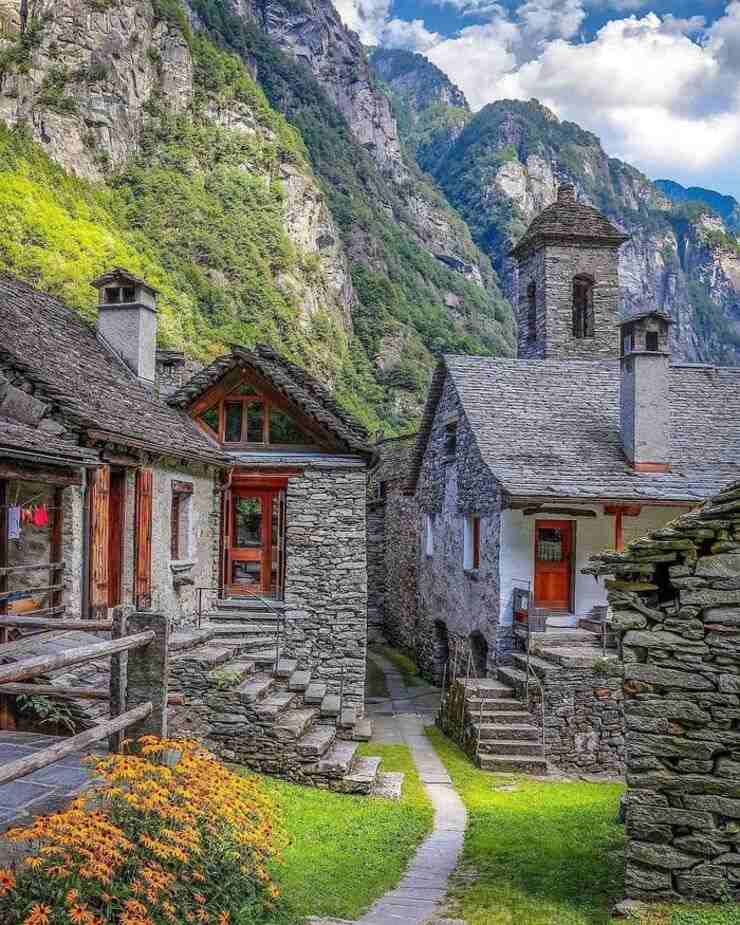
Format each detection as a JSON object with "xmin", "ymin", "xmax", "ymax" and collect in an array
[
  {"xmin": 196, "ymin": 383, "xmax": 315, "ymax": 448},
  {"xmin": 646, "ymin": 331, "xmax": 659, "ymax": 352},
  {"xmin": 104, "ymin": 286, "xmax": 136, "ymax": 305},
  {"xmin": 573, "ymin": 275, "xmax": 595, "ymax": 339},
  {"xmin": 444, "ymin": 421, "xmax": 458, "ymax": 459}
]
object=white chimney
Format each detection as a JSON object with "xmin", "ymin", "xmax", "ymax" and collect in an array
[
  {"xmin": 92, "ymin": 268, "xmax": 158, "ymax": 384},
  {"xmin": 619, "ymin": 311, "xmax": 673, "ymax": 472}
]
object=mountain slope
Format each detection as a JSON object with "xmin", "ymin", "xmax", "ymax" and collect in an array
[
  {"xmin": 370, "ymin": 50, "xmax": 740, "ymax": 366},
  {"xmin": 0, "ymin": 0, "xmax": 514, "ymax": 433},
  {"xmin": 656, "ymin": 180, "xmax": 740, "ymax": 233}
]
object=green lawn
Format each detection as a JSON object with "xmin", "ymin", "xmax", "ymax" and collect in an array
[
  {"xmin": 370, "ymin": 643, "xmax": 426, "ymax": 687},
  {"xmin": 259, "ymin": 743, "xmax": 433, "ymax": 923},
  {"xmin": 428, "ymin": 728, "xmax": 740, "ymax": 925}
]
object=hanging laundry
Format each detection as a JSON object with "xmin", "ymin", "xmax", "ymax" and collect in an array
[
  {"xmin": 32, "ymin": 504, "xmax": 49, "ymax": 528},
  {"xmin": 21, "ymin": 507, "xmax": 33, "ymax": 526},
  {"xmin": 7, "ymin": 506, "xmax": 21, "ymax": 540}
]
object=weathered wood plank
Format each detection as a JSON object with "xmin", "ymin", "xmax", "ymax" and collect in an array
[
  {"xmin": 89, "ymin": 465, "xmax": 110, "ymax": 620},
  {"xmin": 0, "ymin": 616, "xmax": 112, "ymax": 630},
  {"xmin": 0, "ymin": 683, "xmax": 184, "ymax": 705},
  {"xmin": 0, "ymin": 702, "xmax": 153, "ymax": 787},
  {"xmin": 0, "ymin": 585, "xmax": 64, "ymax": 604},
  {"xmin": 0, "ymin": 631, "xmax": 155, "ymax": 684},
  {"xmin": 0, "ymin": 562, "xmax": 65, "ymax": 576}
]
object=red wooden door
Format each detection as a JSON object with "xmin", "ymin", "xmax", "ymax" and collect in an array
[
  {"xmin": 108, "ymin": 470, "xmax": 126, "ymax": 608},
  {"xmin": 134, "ymin": 468, "xmax": 154, "ymax": 609},
  {"xmin": 228, "ymin": 490, "xmax": 276, "ymax": 596},
  {"xmin": 534, "ymin": 520, "xmax": 573, "ymax": 611}
]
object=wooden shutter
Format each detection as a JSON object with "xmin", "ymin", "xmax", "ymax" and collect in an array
[
  {"xmin": 134, "ymin": 468, "xmax": 154, "ymax": 610},
  {"xmin": 89, "ymin": 465, "xmax": 111, "ymax": 620}
]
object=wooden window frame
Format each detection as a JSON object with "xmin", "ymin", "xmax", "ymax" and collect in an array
[
  {"xmin": 572, "ymin": 275, "xmax": 595, "ymax": 340},
  {"xmin": 444, "ymin": 421, "xmax": 458, "ymax": 460},
  {"xmin": 464, "ymin": 515, "xmax": 481, "ymax": 572},
  {"xmin": 198, "ymin": 391, "xmax": 316, "ymax": 451},
  {"xmin": 527, "ymin": 281, "xmax": 537, "ymax": 342}
]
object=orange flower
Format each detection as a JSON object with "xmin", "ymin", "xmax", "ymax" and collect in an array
[
  {"xmin": 67, "ymin": 904, "xmax": 90, "ymax": 925},
  {"xmin": 218, "ymin": 913, "xmax": 230, "ymax": 925},
  {"xmin": 23, "ymin": 903, "xmax": 51, "ymax": 925},
  {"xmin": 0, "ymin": 867, "xmax": 15, "ymax": 896}
]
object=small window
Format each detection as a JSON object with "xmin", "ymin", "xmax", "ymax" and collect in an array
[
  {"xmin": 425, "ymin": 514, "xmax": 435, "ymax": 558},
  {"xmin": 622, "ymin": 330, "xmax": 634, "ymax": 356},
  {"xmin": 170, "ymin": 482, "xmax": 193, "ymax": 560},
  {"xmin": 464, "ymin": 516, "xmax": 481, "ymax": 571},
  {"xmin": 224, "ymin": 402, "xmax": 243, "ymax": 443},
  {"xmin": 527, "ymin": 281, "xmax": 537, "ymax": 342},
  {"xmin": 270, "ymin": 407, "xmax": 306, "ymax": 445},
  {"xmin": 105, "ymin": 287, "xmax": 121, "ymax": 304},
  {"xmin": 646, "ymin": 331, "xmax": 659, "ymax": 351},
  {"xmin": 573, "ymin": 275, "xmax": 595, "ymax": 339},
  {"xmin": 122, "ymin": 286, "xmax": 136, "ymax": 302},
  {"xmin": 444, "ymin": 422, "xmax": 457, "ymax": 459}
]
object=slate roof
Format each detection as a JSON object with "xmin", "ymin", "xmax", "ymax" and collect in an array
[
  {"xmin": 372, "ymin": 434, "xmax": 418, "ymax": 484},
  {"xmin": 0, "ymin": 275, "xmax": 224, "ymax": 464},
  {"xmin": 0, "ymin": 417, "xmax": 98, "ymax": 466},
  {"xmin": 511, "ymin": 185, "xmax": 629, "ymax": 258},
  {"xmin": 169, "ymin": 344, "xmax": 374, "ymax": 457},
  {"xmin": 407, "ymin": 356, "xmax": 740, "ymax": 503}
]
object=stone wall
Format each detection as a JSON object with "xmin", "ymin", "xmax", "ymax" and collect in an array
[
  {"xmin": 591, "ymin": 480, "xmax": 740, "ymax": 903},
  {"xmin": 282, "ymin": 464, "xmax": 368, "ymax": 708},
  {"xmin": 415, "ymin": 375, "xmax": 508, "ymax": 676},
  {"xmin": 366, "ymin": 498, "xmax": 385, "ymax": 642}
]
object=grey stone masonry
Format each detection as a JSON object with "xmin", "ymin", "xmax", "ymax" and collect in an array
[
  {"xmin": 283, "ymin": 466, "xmax": 368, "ymax": 708},
  {"xmin": 124, "ymin": 611, "xmax": 170, "ymax": 741},
  {"xmin": 588, "ymin": 479, "xmax": 740, "ymax": 903}
]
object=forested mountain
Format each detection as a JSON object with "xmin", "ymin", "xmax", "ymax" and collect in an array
[
  {"xmin": 370, "ymin": 48, "xmax": 740, "ymax": 366},
  {"xmin": 0, "ymin": 0, "xmax": 513, "ymax": 434},
  {"xmin": 656, "ymin": 180, "xmax": 740, "ymax": 233}
]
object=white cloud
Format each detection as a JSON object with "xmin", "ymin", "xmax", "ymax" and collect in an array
[
  {"xmin": 379, "ymin": 17, "xmax": 442, "ymax": 50},
  {"xmin": 333, "ymin": 0, "xmax": 392, "ymax": 44}
]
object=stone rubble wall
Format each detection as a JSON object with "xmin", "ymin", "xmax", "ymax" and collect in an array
[
  {"xmin": 589, "ymin": 480, "xmax": 740, "ymax": 903},
  {"xmin": 283, "ymin": 466, "xmax": 368, "ymax": 709}
]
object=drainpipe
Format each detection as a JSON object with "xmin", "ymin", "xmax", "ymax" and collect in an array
[{"xmin": 80, "ymin": 465, "xmax": 90, "ymax": 620}]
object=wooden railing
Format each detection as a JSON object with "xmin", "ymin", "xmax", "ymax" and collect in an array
[{"xmin": 0, "ymin": 609, "xmax": 170, "ymax": 786}]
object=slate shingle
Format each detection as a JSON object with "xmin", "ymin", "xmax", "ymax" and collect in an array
[
  {"xmin": 407, "ymin": 356, "xmax": 740, "ymax": 503},
  {"xmin": 0, "ymin": 275, "xmax": 223, "ymax": 464}
]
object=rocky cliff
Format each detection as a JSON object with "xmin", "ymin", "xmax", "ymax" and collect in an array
[
  {"xmin": 370, "ymin": 50, "xmax": 740, "ymax": 366},
  {"xmin": 0, "ymin": 0, "xmax": 514, "ymax": 431}
]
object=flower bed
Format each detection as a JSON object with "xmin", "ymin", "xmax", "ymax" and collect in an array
[{"xmin": 0, "ymin": 737, "xmax": 284, "ymax": 925}]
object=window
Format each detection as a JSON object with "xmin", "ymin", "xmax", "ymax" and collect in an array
[
  {"xmin": 425, "ymin": 514, "xmax": 435, "ymax": 558},
  {"xmin": 444, "ymin": 421, "xmax": 458, "ymax": 459},
  {"xmin": 621, "ymin": 330, "xmax": 634, "ymax": 356},
  {"xmin": 527, "ymin": 281, "xmax": 537, "ymax": 342},
  {"xmin": 104, "ymin": 285, "xmax": 135, "ymax": 304},
  {"xmin": 464, "ymin": 516, "xmax": 481, "ymax": 571},
  {"xmin": 195, "ymin": 383, "xmax": 315, "ymax": 447},
  {"xmin": 646, "ymin": 331, "xmax": 659, "ymax": 351},
  {"xmin": 572, "ymin": 275, "xmax": 595, "ymax": 339},
  {"xmin": 170, "ymin": 481, "xmax": 193, "ymax": 560}
]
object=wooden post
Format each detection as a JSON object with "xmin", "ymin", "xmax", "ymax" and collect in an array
[
  {"xmin": 0, "ymin": 479, "xmax": 12, "ymax": 730},
  {"xmin": 109, "ymin": 605, "xmax": 128, "ymax": 753},
  {"xmin": 125, "ymin": 610, "xmax": 170, "ymax": 744},
  {"xmin": 50, "ymin": 486, "xmax": 64, "ymax": 612}
]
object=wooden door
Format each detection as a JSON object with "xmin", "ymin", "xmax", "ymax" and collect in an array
[
  {"xmin": 534, "ymin": 520, "xmax": 573, "ymax": 611},
  {"xmin": 134, "ymin": 468, "xmax": 154, "ymax": 610},
  {"xmin": 108, "ymin": 470, "xmax": 126, "ymax": 608},
  {"xmin": 228, "ymin": 490, "xmax": 275, "ymax": 596},
  {"xmin": 89, "ymin": 465, "xmax": 111, "ymax": 620}
]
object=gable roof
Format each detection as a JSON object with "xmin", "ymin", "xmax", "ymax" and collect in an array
[
  {"xmin": 169, "ymin": 344, "xmax": 374, "ymax": 457},
  {"xmin": 511, "ymin": 186, "xmax": 629, "ymax": 258},
  {"xmin": 406, "ymin": 356, "xmax": 740, "ymax": 503},
  {"xmin": 0, "ymin": 417, "xmax": 98, "ymax": 467},
  {"xmin": 0, "ymin": 275, "xmax": 223, "ymax": 465}
]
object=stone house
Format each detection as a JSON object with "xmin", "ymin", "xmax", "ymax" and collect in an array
[
  {"xmin": 0, "ymin": 270, "xmax": 224, "ymax": 632},
  {"xmin": 386, "ymin": 185, "xmax": 740, "ymax": 773},
  {"xmin": 0, "ymin": 269, "xmax": 380, "ymax": 787}
]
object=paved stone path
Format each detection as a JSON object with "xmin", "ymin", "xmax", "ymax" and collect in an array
[{"xmin": 359, "ymin": 653, "xmax": 467, "ymax": 925}]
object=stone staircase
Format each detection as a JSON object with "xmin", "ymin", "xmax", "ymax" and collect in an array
[
  {"xmin": 446, "ymin": 623, "xmax": 618, "ymax": 775},
  {"xmin": 167, "ymin": 599, "xmax": 390, "ymax": 796}
]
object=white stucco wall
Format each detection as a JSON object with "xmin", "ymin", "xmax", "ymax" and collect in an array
[{"xmin": 499, "ymin": 503, "xmax": 689, "ymax": 624}]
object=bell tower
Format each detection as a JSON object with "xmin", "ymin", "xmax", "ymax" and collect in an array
[{"xmin": 511, "ymin": 184, "xmax": 629, "ymax": 361}]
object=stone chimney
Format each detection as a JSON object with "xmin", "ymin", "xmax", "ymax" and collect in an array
[
  {"xmin": 618, "ymin": 311, "xmax": 674, "ymax": 472},
  {"xmin": 557, "ymin": 183, "xmax": 577, "ymax": 204},
  {"xmin": 92, "ymin": 269, "xmax": 158, "ymax": 384}
]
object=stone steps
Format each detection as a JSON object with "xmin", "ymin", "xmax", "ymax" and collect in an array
[
  {"xmin": 475, "ymin": 722, "xmax": 540, "ymax": 741},
  {"xmin": 253, "ymin": 691, "xmax": 296, "ymax": 719},
  {"xmin": 466, "ymin": 696, "xmax": 528, "ymax": 714},
  {"xmin": 535, "ymin": 645, "xmax": 607, "ymax": 669},
  {"xmin": 478, "ymin": 754, "xmax": 549, "ymax": 774},
  {"xmin": 273, "ymin": 708, "xmax": 317, "ymax": 742},
  {"xmin": 339, "ymin": 706, "xmax": 357, "ymax": 729},
  {"xmin": 207, "ymin": 658, "xmax": 255, "ymax": 687},
  {"xmin": 530, "ymin": 628, "xmax": 601, "ymax": 649},
  {"xmin": 236, "ymin": 674, "xmax": 274, "ymax": 704},
  {"xmin": 297, "ymin": 724, "xmax": 336, "ymax": 758},
  {"xmin": 316, "ymin": 740, "xmax": 359, "ymax": 777},
  {"xmin": 511, "ymin": 652, "xmax": 562, "ymax": 679},
  {"xmin": 334, "ymin": 756, "xmax": 382, "ymax": 794},
  {"xmin": 275, "ymin": 658, "xmax": 297, "ymax": 679},
  {"xmin": 288, "ymin": 669, "xmax": 312, "ymax": 692},
  {"xmin": 304, "ymin": 681, "xmax": 327, "ymax": 704},
  {"xmin": 460, "ymin": 678, "xmax": 514, "ymax": 700},
  {"xmin": 321, "ymin": 693, "xmax": 341, "ymax": 718},
  {"xmin": 478, "ymin": 739, "xmax": 543, "ymax": 758},
  {"xmin": 169, "ymin": 627, "xmax": 218, "ymax": 652},
  {"xmin": 352, "ymin": 718, "xmax": 373, "ymax": 742},
  {"xmin": 371, "ymin": 771, "xmax": 404, "ymax": 800},
  {"xmin": 172, "ymin": 644, "xmax": 234, "ymax": 669}
]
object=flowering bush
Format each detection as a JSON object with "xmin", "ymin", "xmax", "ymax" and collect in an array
[{"xmin": 0, "ymin": 737, "xmax": 284, "ymax": 925}]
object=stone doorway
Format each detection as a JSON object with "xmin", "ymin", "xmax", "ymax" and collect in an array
[
  {"xmin": 469, "ymin": 631, "xmax": 488, "ymax": 677},
  {"xmin": 433, "ymin": 621, "xmax": 450, "ymax": 686}
]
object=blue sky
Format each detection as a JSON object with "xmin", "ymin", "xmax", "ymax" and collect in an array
[{"xmin": 333, "ymin": 0, "xmax": 740, "ymax": 199}]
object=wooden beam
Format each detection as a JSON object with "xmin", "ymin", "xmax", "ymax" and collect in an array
[
  {"xmin": 0, "ymin": 702, "xmax": 153, "ymax": 787},
  {"xmin": 0, "ymin": 683, "xmax": 184, "ymax": 705},
  {"xmin": 0, "ymin": 561, "xmax": 64, "ymax": 576},
  {"xmin": 0, "ymin": 616, "xmax": 112, "ymax": 631},
  {"xmin": 50, "ymin": 486, "xmax": 64, "ymax": 611},
  {"xmin": 0, "ymin": 631, "xmax": 155, "ymax": 684},
  {"xmin": 0, "ymin": 462, "xmax": 81, "ymax": 486},
  {"xmin": 0, "ymin": 585, "xmax": 64, "ymax": 604}
]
